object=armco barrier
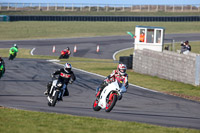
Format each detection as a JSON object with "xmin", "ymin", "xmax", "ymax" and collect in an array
[{"xmin": 9, "ymin": 15, "xmax": 200, "ymax": 22}]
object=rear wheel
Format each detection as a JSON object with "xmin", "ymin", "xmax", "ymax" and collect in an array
[
  {"xmin": 105, "ymin": 94, "xmax": 117, "ymax": 112},
  {"xmin": 93, "ymin": 99, "xmax": 101, "ymax": 111}
]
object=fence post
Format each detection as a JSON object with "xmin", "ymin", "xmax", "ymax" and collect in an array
[
  {"xmin": 156, "ymin": 5, "xmax": 158, "ymax": 12},
  {"xmin": 0, "ymin": 3, "xmax": 1, "ymax": 11},
  {"xmin": 114, "ymin": 5, "xmax": 116, "ymax": 12},
  {"xmin": 190, "ymin": 5, "xmax": 192, "ymax": 12},
  {"xmin": 7, "ymin": 3, "xmax": 10, "ymax": 10},
  {"xmin": 15, "ymin": 3, "xmax": 17, "ymax": 10},
  {"xmin": 106, "ymin": 5, "xmax": 108, "ymax": 12},
  {"xmin": 195, "ymin": 55, "xmax": 200, "ymax": 86},
  {"xmin": 72, "ymin": 3, "xmax": 74, "ymax": 11},
  {"xmin": 131, "ymin": 5, "xmax": 133, "ymax": 12},
  {"xmin": 165, "ymin": 5, "xmax": 167, "ymax": 12},
  {"xmin": 182, "ymin": 5, "xmax": 183, "ymax": 12},
  {"xmin": 39, "ymin": 3, "xmax": 40, "ymax": 11},
  {"xmin": 80, "ymin": 4, "xmax": 82, "ymax": 11},
  {"xmin": 55, "ymin": 3, "xmax": 57, "ymax": 11},
  {"xmin": 47, "ymin": 3, "xmax": 49, "ymax": 11},
  {"xmin": 97, "ymin": 5, "xmax": 99, "ymax": 12},
  {"xmin": 199, "ymin": 4, "xmax": 200, "ymax": 12},
  {"xmin": 172, "ymin": 40, "xmax": 175, "ymax": 52},
  {"xmin": 89, "ymin": 4, "xmax": 91, "ymax": 12}
]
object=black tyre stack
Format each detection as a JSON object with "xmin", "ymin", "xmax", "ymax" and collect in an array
[{"xmin": 119, "ymin": 54, "xmax": 133, "ymax": 69}]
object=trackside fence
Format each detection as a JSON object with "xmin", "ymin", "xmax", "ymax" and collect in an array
[
  {"xmin": 0, "ymin": 3, "xmax": 200, "ymax": 12},
  {"xmin": 9, "ymin": 15, "xmax": 200, "ymax": 22}
]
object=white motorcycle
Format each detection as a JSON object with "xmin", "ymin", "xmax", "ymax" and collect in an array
[
  {"xmin": 93, "ymin": 80, "xmax": 126, "ymax": 112},
  {"xmin": 47, "ymin": 77, "xmax": 65, "ymax": 107}
]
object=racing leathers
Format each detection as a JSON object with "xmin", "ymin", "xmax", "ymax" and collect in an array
[
  {"xmin": 45, "ymin": 68, "xmax": 76, "ymax": 97},
  {"xmin": 96, "ymin": 69, "xmax": 128, "ymax": 100}
]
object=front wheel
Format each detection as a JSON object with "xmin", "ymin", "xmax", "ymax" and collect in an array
[
  {"xmin": 59, "ymin": 55, "xmax": 63, "ymax": 59},
  {"xmin": 92, "ymin": 99, "xmax": 101, "ymax": 111},
  {"xmin": 49, "ymin": 91, "xmax": 59, "ymax": 107},
  {"xmin": 105, "ymin": 94, "xmax": 117, "ymax": 112}
]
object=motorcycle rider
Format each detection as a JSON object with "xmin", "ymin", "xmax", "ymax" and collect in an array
[
  {"xmin": 65, "ymin": 47, "xmax": 71, "ymax": 55},
  {"xmin": 9, "ymin": 44, "xmax": 18, "ymax": 60},
  {"xmin": 44, "ymin": 63, "xmax": 76, "ymax": 100},
  {"xmin": 96, "ymin": 64, "xmax": 129, "ymax": 100},
  {"xmin": 0, "ymin": 57, "xmax": 5, "ymax": 79},
  {"xmin": 60, "ymin": 47, "xmax": 71, "ymax": 59}
]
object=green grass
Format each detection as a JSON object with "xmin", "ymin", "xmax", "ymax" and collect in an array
[
  {"xmin": 1, "ymin": 11, "xmax": 200, "ymax": 16},
  {"xmin": 0, "ymin": 21, "xmax": 200, "ymax": 40},
  {"xmin": 1, "ymin": 48, "xmax": 200, "ymax": 132},
  {"xmin": 1, "ymin": 107, "xmax": 199, "ymax": 133}
]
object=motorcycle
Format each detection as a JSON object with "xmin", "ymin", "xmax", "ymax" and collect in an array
[
  {"xmin": 9, "ymin": 52, "xmax": 17, "ymax": 60},
  {"xmin": 93, "ymin": 80, "xmax": 126, "ymax": 112},
  {"xmin": 0, "ymin": 63, "xmax": 5, "ymax": 79},
  {"xmin": 59, "ymin": 50, "xmax": 70, "ymax": 59},
  {"xmin": 47, "ymin": 77, "xmax": 65, "ymax": 107}
]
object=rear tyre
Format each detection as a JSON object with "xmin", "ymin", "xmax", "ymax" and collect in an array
[
  {"xmin": 93, "ymin": 99, "xmax": 101, "ymax": 111},
  {"xmin": 105, "ymin": 94, "xmax": 117, "ymax": 112}
]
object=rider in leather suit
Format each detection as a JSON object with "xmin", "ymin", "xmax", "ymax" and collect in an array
[
  {"xmin": 96, "ymin": 64, "xmax": 128, "ymax": 100},
  {"xmin": 44, "ymin": 63, "xmax": 76, "ymax": 99}
]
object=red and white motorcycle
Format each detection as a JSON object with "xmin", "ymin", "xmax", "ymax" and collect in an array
[{"xmin": 93, "ymin": 80, "xmax": 126, "ymax": 112}]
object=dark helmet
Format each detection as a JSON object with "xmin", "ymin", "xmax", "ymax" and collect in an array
[
  {"xmin": 0, "ymin": 57, "xmax": 2, "ymax": 61},
  {"xmin": 185, "ymin": 40, "xmax": 189, "ymax": 44},
  {"xmin": 66, "ymin": 47, "xmax": 70, "ymax": 50}
]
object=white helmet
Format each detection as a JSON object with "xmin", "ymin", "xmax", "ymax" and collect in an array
[
  {"xmin": 64, "ymin": 63, "xmax": 72, "ymax": 73},
  {"xmin": 118, "ymin": 64, "xmax": 127, "ymax": 76}
]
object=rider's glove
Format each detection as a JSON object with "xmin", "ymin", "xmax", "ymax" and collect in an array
[{"xmin": 69, "ymin": 80, "xmax": 73, "ymax": 84}]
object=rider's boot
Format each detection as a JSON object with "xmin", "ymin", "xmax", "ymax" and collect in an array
[
  {"xmin": 44, "ymin": 90, "xmax": 48, "ymax": 95},
  {"xmin": 44, "ymin": 81, "xmax": 52, "ymax": 95}
]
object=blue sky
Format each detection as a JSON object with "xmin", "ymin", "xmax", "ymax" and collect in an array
[{"xmin": 1, "ymin": 0, "xmax": 200, "ymax": 5}]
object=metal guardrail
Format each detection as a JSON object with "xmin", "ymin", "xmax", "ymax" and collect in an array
[
  {"xmin": 9, "ymin": 15, "xmax": 200, "ymax": 22},
  {"xmin": 0, "ymin": 3, "xmax": 200, "ymax": 12}
]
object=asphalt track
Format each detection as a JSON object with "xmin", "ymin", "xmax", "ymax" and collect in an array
[{"xmin": 0, "ymin": 34, "xmax": 200, "ymax": 129}]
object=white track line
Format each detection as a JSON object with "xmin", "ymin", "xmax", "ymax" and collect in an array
[
  {"xmin": 113, "ymin": 47, "xmax": 134, "ymax": 60},
  {"xmin": 30, "ymin": 48, "xmax": 36, "ymax": 55},
  {"xmin": 50, "ymin": 60, "xmax": 158, "ymax": 93}
]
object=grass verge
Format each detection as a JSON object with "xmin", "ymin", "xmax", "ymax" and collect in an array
[
  {"xmin": 1, "ymin": 107, "xmax": 199, "ymax": 133},
  {"xmin": 0, "ymin": 21, "xmax": 200, "ymax": 40}
]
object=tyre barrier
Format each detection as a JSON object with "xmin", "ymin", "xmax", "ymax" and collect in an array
[
  {"xmin": 9, "ymin": 15, "xmax": 200, "ymax": 22},
  {"xmin": 119, "ymin": 54, "xmax": 133, "ymax": 69}
]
